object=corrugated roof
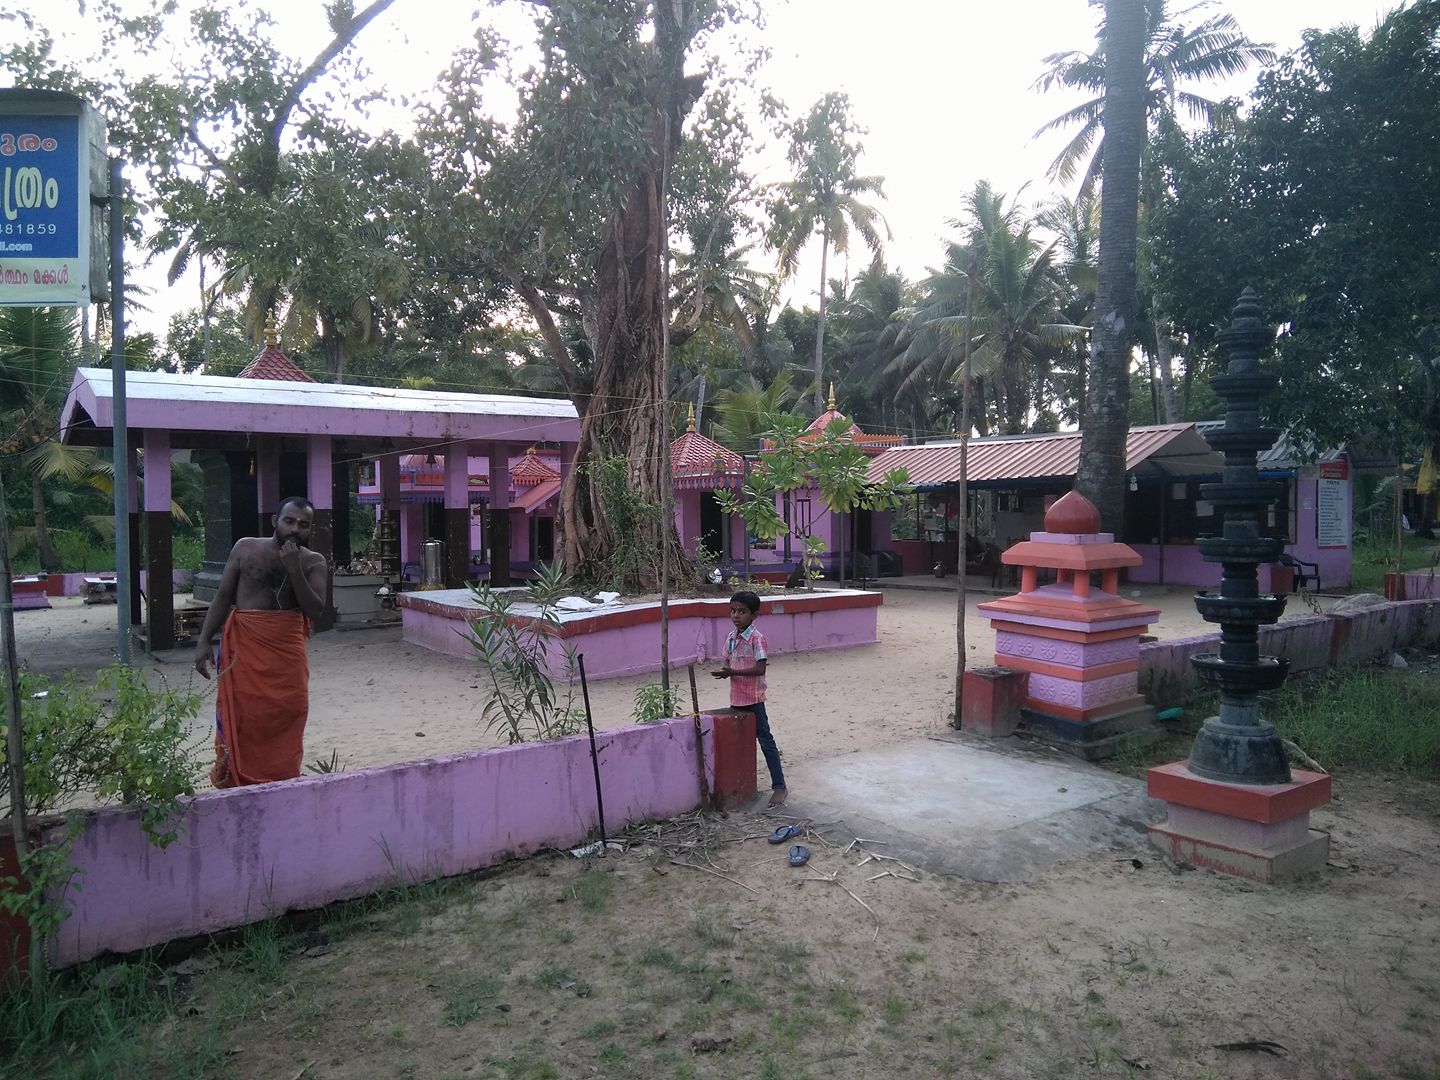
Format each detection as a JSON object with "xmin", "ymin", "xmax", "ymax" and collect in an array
[{"xmin": 866, "ymin": 423, "xmax": 1222, "ymax": 486}]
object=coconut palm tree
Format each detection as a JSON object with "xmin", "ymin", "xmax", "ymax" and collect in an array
[
  {"xmin": 1033, "ymin": 0, "xmax": 1275, "ymax": 196},
  {"xmin": 0, "ymin": 306, "xmax": 80, "ymax": 571},
  {"xmin": 889, "ymin": 184, "xmax": 1084, "ymax": 435},
  {"xmin": 767, "ymin": 93, "xmax": 889, "ymax": 411}
]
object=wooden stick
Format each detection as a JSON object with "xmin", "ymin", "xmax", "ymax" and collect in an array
[
  {"xmin": 687, "ymin": 664, "xmax": 711, "ymax": 806},
  {"xmin": 805, "ymin": 870, "xmax": 881, "ymax": 941},
  {"xmin": 668, "ymin": 859, "xmax": 759, "ymax": 894}
]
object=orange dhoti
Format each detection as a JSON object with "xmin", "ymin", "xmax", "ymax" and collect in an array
[{"xmin": 211, "ymin": 609, "xmax": 311, "ymax": 788}]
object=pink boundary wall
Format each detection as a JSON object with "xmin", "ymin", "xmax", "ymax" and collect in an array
[
  {"xmin": 42, "ymin": 717, "xmax": 721, "ymax": 968},
  {"xmin": 398, "ymin": 590, "xmax": 882, "ymax": 679},
  {"xmin": 39, "ymin": 570, "xmax": 193, "ymax": 597},
  {"xmin": 1139, "ymin": 598, "xmax": 1440, "ymax": 706}
]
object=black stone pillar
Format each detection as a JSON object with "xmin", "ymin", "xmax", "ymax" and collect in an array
[
  {"xmin": 127, "ymin": 511, "xmax": 142, "ymax": 627},
  {"xmin": 310, "ymin": 507, "xmax": 336, "ymax": 633},
  {"xmin": 145, "ymin": 510, "xmax": 174, "ymax": 650},
  {"xmin": 192, "ymin": 450, "xmax": 234, "ymax": 602},
  {"xmin": 488, "ymin": 509, "xmax": 511, "ymax": 586},
  {"xmin": 445, "ymin": 508, "xmax": 470, "ymax": 587},
  {"xmin": 1188, "ymin": 290, "xmax": 1292, "ymax": 785}
]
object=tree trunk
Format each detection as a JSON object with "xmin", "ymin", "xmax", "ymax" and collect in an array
[
  {"xmin": 1155, "ymin": 320, "xmax": 1179, "ymax": 422},
  {"xmin": 557, "ymin": 14, "xmax": 697, "ymax": 590},
  {"xmin": 813, "ymin": 223, "xmax": 830, "ymax": 411},
  {"xmin": 1075, "ymin": 0, "xmax": 1145, "ymax": 532},
  {"xmin": 31, "ymin": 469, "xmax": 61, "ymax": 573}
]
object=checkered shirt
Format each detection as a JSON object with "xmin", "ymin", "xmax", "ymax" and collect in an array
[{"xmin": 725, "ymin": 624, "xmax": 768, "ymax": 706}]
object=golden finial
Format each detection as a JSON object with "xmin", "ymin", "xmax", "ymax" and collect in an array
[
  {"xmin": 686, "ymin": 403, "xmax": 697, "ymax": 433},
  {"xmin": 264, "ymin": 312, "xmax": 279, "ymax": 348},
  {"xmin": 827, "ymin": 383, "xmax": 837, "ymax": 412},
  {"xmin": 526, "ymin": 445, "xmax": 537, "ymax": 456}
]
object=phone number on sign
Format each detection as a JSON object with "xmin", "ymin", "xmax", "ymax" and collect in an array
[{"xmin": 0, "ymin": 223, "xmax": 58, "ymax": 236}]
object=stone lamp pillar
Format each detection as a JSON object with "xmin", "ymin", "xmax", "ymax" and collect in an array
[
  {"xmin": 1147, "ymin": 291, "xmax": 1331, "ymax": 882},
  {"xmin": 976, "ymin": 492, "xmax": 1161, "ymax": 759}
]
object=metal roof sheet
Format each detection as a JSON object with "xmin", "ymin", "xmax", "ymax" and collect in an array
[
  {"xmin": 866, "ymin": 423, "xmax": 1222, "ymax": 486},
  {"xmin": 61, "ymin": 367, "xmax": 580, "ymax": 444}
]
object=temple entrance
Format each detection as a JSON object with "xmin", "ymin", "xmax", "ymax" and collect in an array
[
  {"xmin": 700, "ymin": 491, "xmax": 726, "ymax": 558},
  {"xmin": 533, "ymin": 516, "xmax": 555, "ymax": 562}
]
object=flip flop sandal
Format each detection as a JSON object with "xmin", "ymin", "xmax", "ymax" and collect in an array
[
  {"xmin": 788, "ymin": 844, "xmax": 810, "ymax": 867},
  {"xmin": 768, "ymin": 824, "xmax": 802, "ymax": 844}
]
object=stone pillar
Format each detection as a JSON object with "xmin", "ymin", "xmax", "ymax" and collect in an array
[
  {"xmin": 125, "ymin": 450, "xmax": 142, "ymax": 628},
  {"xmin": 191, "ymin": 450, "xmax": 234, "ymax": 602},
  {"xmin": 143, "ymin": 430, "xmax": 174, "ymax": 651},
  {"xmin": 488, "ymin": 444, "xmax": 512, "ymax": 586},
  {"xmin": 255, "ymin": 436, "xmax": 281, "ymax": 536},
  {"xmin": 308, "ymin": 435, "xmax": 336, "ymax": 631},
  {"xmin": 443, "ymin": 443, "xmax": 470, "ymax": 588},
  {"xmin": 1147, "ymin": 290, "xmax": 1331, "ymax": 882},
  {"xmin": 331, "ymin": 459, "xmax": 352, "ymax": 568},
  {"xmin": 378, "ymin": 452, "xmax": 401, "ymax": 577}
]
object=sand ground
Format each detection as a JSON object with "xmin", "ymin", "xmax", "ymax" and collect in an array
[{"xmin": 12, "ymin": 583, "xmax": 1308, "ymax": 781}]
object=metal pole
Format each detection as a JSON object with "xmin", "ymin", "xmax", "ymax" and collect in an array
[
  {"xmin": 109, "ymin": 158, "xmax": 131, "ymax": 664},
  {"xmin": 1, "ymin": 467, "xmax": 29, "ymax": 864},
  {"xmin": 954, "ymin": 256, "xmax": 977, "ymax": 726},
  {"xmin": 577, "ymin": 654, "xmax": 607, "ymax": 846}
]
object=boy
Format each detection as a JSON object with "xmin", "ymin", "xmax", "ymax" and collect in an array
[{"xmin": 712, "ymin": 590, "xmax": 787, "ymax": 808}]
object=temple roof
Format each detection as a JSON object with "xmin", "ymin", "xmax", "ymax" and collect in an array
[
  {"xmin": 671, "ymin": 404, "xmax": 744, "ymax": 488},
  {"xmin": 512, "ymin": 447, "xmax": 561, "ymax": 486},
  {"xmin": 237, "ymin": 315, "xmax": 315, "ymax": 382},
  {"xmin": 797, "ymin": 385, "xmax": 903, "ymax": 456}
]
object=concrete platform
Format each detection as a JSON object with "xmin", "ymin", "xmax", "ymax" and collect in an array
[{"xmin": 783, "ymin": 734, "xmax": 1161, "ymax": 882}]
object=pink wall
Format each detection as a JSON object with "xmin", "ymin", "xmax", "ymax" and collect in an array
[
  {"xmin": 399, "ymin": 591, "xmax": 882, "ymax": 678},
  {"xmin": 43, "ymin": 717, "xmax": 724, "ymax": 968},
  {"xmin": 1137, "ymin": 598, "xmax": 1440, "ymax": 706}
]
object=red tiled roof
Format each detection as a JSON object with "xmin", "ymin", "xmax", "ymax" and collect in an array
[
  {"xmin": 238, "ymin": 346, "xmax": 315, "ymax": 382},
  {"xmin": 866, "ymin": 423, "xmax": 1222, "ymax": 485},
  {"xmin": 512, "ymin": 449, "xmax": 561, "ymax": 486},
  {"xmin": 671, "ymin": 430, "xmax": 743, "ymax": 478}
]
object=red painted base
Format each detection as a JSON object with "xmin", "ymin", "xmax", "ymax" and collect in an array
[
  {"xmin": 959, "ymin": 667, "xmax": 1028, "ymax": 737},
  {"xmin": 1146, "ymin": 760, "xmax": 1333, "ymax": 882},
  {"xmin": 707, "ymin": 711, "xmax": 757, "ymax": 809}
]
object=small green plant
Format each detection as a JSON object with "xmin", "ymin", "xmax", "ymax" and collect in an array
[
  {"xmin": 802, "ymin": 534, "xmax": 826, "ymax": 585},
  {"xmin": 693, "ymin": 539, "xmax": 722, "ymax": 589},
  {"xmin": 461, "ymin": 562, "xmax": 584, "ymax": 745},
  {"xmin": 1, "ymin": 666, "xmax": 204, "ymax": 950},
  {"xmin": 305, "ymin": 749, "xmax": 344, "ymax": 774},
  {"xmin": 632, "ymin": 683, "xmax": 680, "ymax": 724}
]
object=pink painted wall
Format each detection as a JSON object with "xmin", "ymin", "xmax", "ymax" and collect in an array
[
  {"xmin": 44, "ymin": 717, "xmax": 722, "ymax": 968},
  {"xmin": 1137, "ymin": 599, "xmax": 1440, "ymax": 706},
  {"xmin": 1402, "ymin": 570, "xmax": 1440, "ymax": 600},
  {"xmin": 40, "ymin": 571, "xmax": 193, "ymax": 597},
  {"xmin": 399, "ymin": 592, "xmax": 882, "ymax": 678}
]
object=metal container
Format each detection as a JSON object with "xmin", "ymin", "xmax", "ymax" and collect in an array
[{"xmin": 422, "ymin": 539, "xmax": 445, "ymax": 587}]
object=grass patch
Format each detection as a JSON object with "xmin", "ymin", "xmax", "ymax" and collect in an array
[
  {"xmin": 1349, "ymin": 538, "xmax": 1440, "ymax": 592},
  {"xmin": 440, "ymin": 973, "xmax": 503, "ymax": 1026},
  {"xmin": 568, "ymin": 871, "xmax": 615, "ymax": 912},
  {"xmin": 1264, "ymin": 666, "xmax": 1440, "ymax": 772}
]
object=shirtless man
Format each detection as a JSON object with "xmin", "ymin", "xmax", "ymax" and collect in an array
[{"xmin": 195, "ymin": 496, "xmax": 329, "ymax": 786}]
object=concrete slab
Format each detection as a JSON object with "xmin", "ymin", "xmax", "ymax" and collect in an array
[{"xmin": 783, "ymin": 734, "xmax": 1162, "ymax": 882}]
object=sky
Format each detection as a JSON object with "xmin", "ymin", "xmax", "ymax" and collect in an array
[{"xmin": 8, "ymin": 0, "xmax": 1401, "ymax": 337}]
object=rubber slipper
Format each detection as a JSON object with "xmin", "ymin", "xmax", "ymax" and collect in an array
[
  {"xmin": 788, "ymin": 844, "xmax": 810, "ymax": 867},
  {"xmin": 768, "ymin": 824, "xmax": 801, "ymax": 844}
]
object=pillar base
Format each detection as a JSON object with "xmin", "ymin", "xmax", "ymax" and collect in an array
[
  {"xmin": 707, "ymin": 710, "xmax": 757, "ymax": 810},
  {"xmin": 1146, "ymin": 761, "xmax": 1332, "ymax": 883},
  {"xmin": 1019, "ymin": 702, "xmax": 1161, "ymax": 761},
  {"xmin": 959, "ymin": 666, "xmax": 1028, "ymax": 737}
]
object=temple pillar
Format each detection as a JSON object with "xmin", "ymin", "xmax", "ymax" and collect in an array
[
  {"xmin": 331, "ymin": 459, "xmax": 352, "ymax": 568},
  {"xmin": 377, "ymin": 452, "xmax": 401, "ymax": 577},
  {"xmin": 488, "ymin": 443, "xmax": 512, "ymax": 586},
  {"xmin": 191, "ymin": 450, "xmax": 234, "ymax": 602},
  {"xmin": 443, "ymin": 442, "xmax": 470, "ymax": 587},
  {"xmin": 308, "ymin": 435, "xmax": 336, "ymax": 631},
  {"xmin": 255, "ymin": 436, "xmax": 281, "ymax": 536},
  {"xmin": 125, "ymin": 451, "xmax": 142, "ymax": 628},
  {"xmin": 143, "ymin": 430, "xmax": 174, "ymax": 651}
]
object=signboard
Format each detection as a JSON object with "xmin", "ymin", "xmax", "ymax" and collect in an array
[
  {"xmin": 0, "ymin": 91, "xmax": 108, "ymax": 307},
  {"xmin": 1316, "ymin": 458, "xmax": 1350, "ymax": 549}
]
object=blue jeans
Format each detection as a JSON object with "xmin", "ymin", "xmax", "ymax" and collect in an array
[{"xmin": 735, "ymin": 702, "xmax": 785, "ymax": 790}]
